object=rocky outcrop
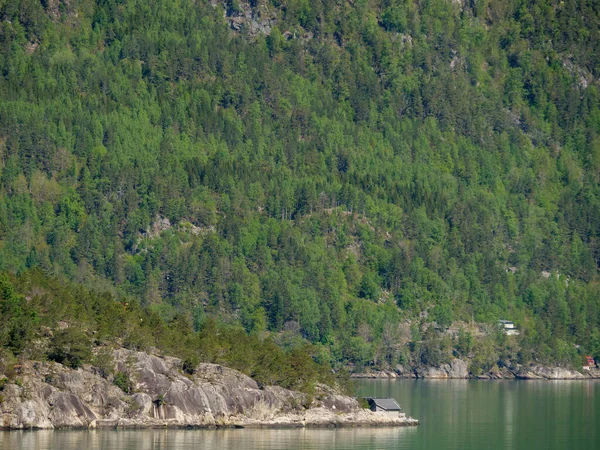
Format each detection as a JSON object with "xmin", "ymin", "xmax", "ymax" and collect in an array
[
  {"xmin": 351, "ymin": 358, "xmax": 600, "ymax": 380},
  {"xmin": 352, "ymin": 359, "xmax": 470, "ymax": 379},
  {"xmin": 350, "ymin": 369, "xmax": 400, "ymax": 379},
  {"xmin": 415, "ymin": 359, "xmax": 469, "ymax": 379},
  {"xmin": 515, "ymin": 365, "xmax": 597, "ymax": 380},
  {"xmin": 0, "ymin": 349, "xmax": 418, "ymax": 430},
  {"xmin": 211, "ymin": 0, "xmax": 277, "ymax": 36}
]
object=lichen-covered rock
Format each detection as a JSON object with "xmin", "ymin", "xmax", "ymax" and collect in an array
[{"xmin": 0, "ymin": 349, "xmax": 418, "ymax": 430}]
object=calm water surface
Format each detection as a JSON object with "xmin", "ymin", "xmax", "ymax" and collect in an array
[{"xmin": 1, "ymin": 380, "xmax": 598, "ymax": 449}]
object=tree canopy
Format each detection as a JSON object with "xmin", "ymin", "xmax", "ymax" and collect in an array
[{"xmin": 0, "ymin": 0, "xmax": 599, "ymax": 372}]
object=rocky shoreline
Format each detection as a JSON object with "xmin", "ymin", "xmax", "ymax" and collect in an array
[
  {"xmin": 351, "ymin": 359, "xmax": 600, "ymax": 380},
  {"xmin": 0, "ymin": 349, "xmax": 417, "ymax": 430}
]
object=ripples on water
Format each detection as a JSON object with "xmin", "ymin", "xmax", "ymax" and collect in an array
[{"xmin": 1, "ymin": 380, "xmax": 599, "ymax": 450}]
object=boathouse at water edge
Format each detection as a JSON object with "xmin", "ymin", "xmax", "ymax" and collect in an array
[{"xmin": 366, "ymin": 398, "xmax": 405, "ymax": 418}]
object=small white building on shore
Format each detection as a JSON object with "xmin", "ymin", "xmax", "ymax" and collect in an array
[{"xmin": 499, "ymin": 320, "xmax": 520, "ymax": 336}]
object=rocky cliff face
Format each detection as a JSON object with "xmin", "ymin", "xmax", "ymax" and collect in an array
[{"xmin": 0, "ymin": 349, "xmax": 417, "ymax": 430}]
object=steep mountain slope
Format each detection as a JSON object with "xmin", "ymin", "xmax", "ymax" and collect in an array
[{"xmin": 0, "ymin": 0, "xmax": 599, "ymax": 372}]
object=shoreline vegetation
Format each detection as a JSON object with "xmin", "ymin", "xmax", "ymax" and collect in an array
[
  {"xmin": 0, "ymin": 273, "xmax": 418, "ymax": 430},
  {"xmin": 1, "ymin": 271, "xmax": 598, "ymax": 406}
]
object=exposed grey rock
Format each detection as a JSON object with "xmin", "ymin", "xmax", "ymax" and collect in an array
[
  {"xmin": 516, "ymin": 365, "xmax": 586, "ymax": 380},
  {"xmin": 422, "ymin": 364, "xmax": 445, "ymax": 378},
  {"xmin": 448, "ymin": 359, "xmax": 468, "ymax": 378},
  {"xmin": 15, "ymin": 400, "xmax": 53, "ymax": 429},
  {"xmin": 351, "ymin": 360, "xmax": 468, "ymax": 379},
  {"xmin": 211, "ymin": 0, "xmax": 277, "ymax": 37},
  {"xmin": 48, "ymin": 393, "xmax": 97, "ymax": 428},
  {"xmin": 350, "ymin": 370, "xmax": 398, "ymax": 379},
  {"xmin": 0, "ymin": 349, "xmax": 418, "ymax": 430},
  {"xmin": 351, "ymin": 359, "xmax": 599, "ymax": 380}
]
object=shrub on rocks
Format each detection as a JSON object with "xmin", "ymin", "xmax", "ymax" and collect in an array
[
  {"xmin": 47, "ymin": 328, "xmax": 92, "ymax": 369},
  {"xmin": 114, "ymin": 371, "xmax": 134, "ymax": 394}
]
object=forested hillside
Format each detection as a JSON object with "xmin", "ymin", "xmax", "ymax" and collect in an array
[{"xmin": 1, "ymin": 0, "xmax": 600, "ymax": 373}]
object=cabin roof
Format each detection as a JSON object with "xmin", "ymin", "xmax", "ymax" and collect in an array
[{"xmin": 367, "ymin": 398, "xmax": 401, "ymax": 411}]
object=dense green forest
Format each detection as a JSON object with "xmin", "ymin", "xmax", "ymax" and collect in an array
[{"xmin": 0, "ymin": 0, "xmax": 599, "ymax": 375}]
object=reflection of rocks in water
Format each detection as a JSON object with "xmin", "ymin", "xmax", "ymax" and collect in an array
[{"xmin": 0, "ymin": 428, "xmax": 418, "ymax": 450}]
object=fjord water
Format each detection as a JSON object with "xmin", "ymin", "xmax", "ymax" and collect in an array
[
  {"xmin": 1, "ymin": 380, "xmax": 598, "ymax": 450},
  {"xmin": 358, "ymin": 379, "xmax": 600, "ymax": 449}
]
